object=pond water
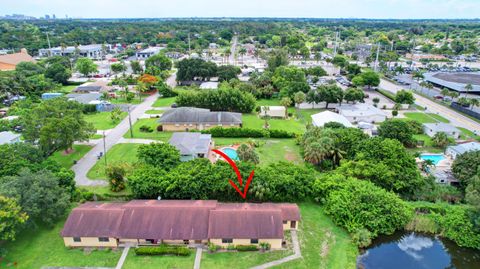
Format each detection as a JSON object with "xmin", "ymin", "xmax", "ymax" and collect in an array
[{"xmin": 357, "ymin": 232, "xmax": 480, "ymax": 269}]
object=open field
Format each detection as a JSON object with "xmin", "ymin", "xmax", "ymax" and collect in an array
[
  {"xmin": 87, "ymin": 143, "xmax": 141, "ymax": 180},
  {"xmin": 84, "ymin": 111, "xmax": 127, "ymax": 130},
  {"xmin": 48, "ymin": 145, "xmax": 93, "ymax": 169}
]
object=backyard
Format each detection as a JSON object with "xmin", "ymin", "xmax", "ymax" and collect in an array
[
  {"xmin": 84, "ymin": 111, "xmax": 127, "ymax": 130},
  {"xmin": 126, "ymin": 118, "xmax": 173, "ymax": 141}
]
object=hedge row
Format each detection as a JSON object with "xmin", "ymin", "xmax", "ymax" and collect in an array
[
  {"xmin": 202, "ymin": 127, "xmax": 296, "ymax": 138},
  {"xmin": 134, "ymin": 245, "xmax": 191, "ymax": 256},
  {"xmin": 235, "ymin": 245, "xmax": 258, "ymax": 251}
]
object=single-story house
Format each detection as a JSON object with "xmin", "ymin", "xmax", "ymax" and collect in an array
[
  {"xmin": 61, "ymin": 200, "xmax": 300, "ymax": 249},
  {"xmin": 66, "ymin": 93, "xmax": 102, "ymax": 104},
  {"xmin": 159, "ymin": 107, "xmax": 242, "ymax": 131},
  {"xmin": 260, "ymin": 106, "xmax": 286, "ymax": 119},
  {"xmin": 136, "ymin": 47, "xmax": 163, "ymax": 59},
  {"xmin": 338, "ymin": 103, "xmax": 388, "ymax": 124},
  {"xmin": 446, "ymin": 142, "xmax": 480, "ymax": 159},
  {"xmin": 199, "ymin": 81, "xmax": 219, "ymax": 90},
  {"xmin": 41, "ymin": 93, "xmax": 63, "ymax": 100},
  {"xmin": 423, "ymin": 123, "xmax": 461, "ymax": 139},
  {"xmin": 169, "ymin": 132, "xmax": 212, "ymax": 161},
  {"xmin": 0, "ymin": 49, "xmax": 35, "ymax": 71},
  {"xmin": 311, "ymin": 111, "xmax": 353, "ymax": 128},
  {"xmin": 0, "ymin": 131, "xmax": 21, "ymax": 145}
]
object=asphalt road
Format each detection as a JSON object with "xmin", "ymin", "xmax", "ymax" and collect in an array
[{"xmin": 380, "ymin": 78, "xmax": 480, "ymax": 134}]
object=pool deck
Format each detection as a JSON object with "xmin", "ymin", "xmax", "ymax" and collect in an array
[{"xmin": 211, "ymin": 144, "xmax": 240, "ymax": 163}]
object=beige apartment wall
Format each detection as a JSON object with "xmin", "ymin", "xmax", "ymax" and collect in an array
[
  {"xmin": 283, "ymin": 220, "xmax": 300, "ymax": 230},
  {"xmin": 209, "ymin": 238, "xmax": 282, "ymax": 249},
  {"xmin": 63, "ymin": 237, "xmax": 118, "ymax": 247}
]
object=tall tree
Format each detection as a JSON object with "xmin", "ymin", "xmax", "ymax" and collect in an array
[
  {"xmin": 0, "ymin": 195, "xmax": 28, "ymax": 241},
  {"xmin": 75, "ymin": 58, "xmax": 98, "ymax": 77}
]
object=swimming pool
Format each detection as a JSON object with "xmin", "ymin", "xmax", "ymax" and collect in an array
[
  {"xmin": 221, "ymin": 147, "xmax": 239, "ymax": 161},
  {"xmin": 420, "ymin": 154, "xmax": 445, "ymax": 165}
]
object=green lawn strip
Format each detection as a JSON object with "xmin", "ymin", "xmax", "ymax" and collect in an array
[
  {"xmin": 126, "ymin": 118, "xmax": 173, "ymax": 141},
  {"xmin": 256, "ymin": 99, "xmax": 282, "ymax": 106},
  {"xmin": 153, "ymin": 97, "xmax": 176, "ymax": 107},
  {"xmin": 458, "ymin": 127, "xmax": 480, "ymax": 141},
  {"xmin": 59, "ymin": 85, "xmax": 77, "ymax": 93},
  {"xmin": 426, "ymin": 113, "xmax": 450, "ymax": 123},
  {"xmin": 1, "ymin": 219, "xmax": 121, "ymax": 269},
  {"xmin": 275, "ymin": 203, "xmax": 358, "ymax": 269},
  {"xmin": 145, "ymin": 109, "xmax": 164, "ymax": 114},
  {"xmin": 201, "ymin": 248, "xmax": 292, "ymax": 269},
  {"xmin": 256, "ymin": 139, "xmax": 303, "ymax": 166},
  {"xmin": 413, "ymin": 134, "xmax": 434, "ymax": 147},
  {"xmin": 84, "ymin": 112, "xmax": 127, "ymax": 130},
  {"xmin": 295, "ymin": 108, "xmax": 325, "ymax": 125},
  {"xmin": 404, "ymin": 112, "xmax": 438, "ymax": 124},
  {"xmin": 242, "ymin": 114, "xmax": 305, "ymax": 133},
  {"xmin": 90, "ymin": 133, "xmax": 103, "ymax": 139},
  {"xmin": 123, "ymin": 248, "xmax": 195, "ymax": 269},
  {"xmin": 48, "ymin": 144, "xmax": 93, "ymax": 169},
  {"xmin": 87, "ymin": 143, "xmax": 141, "ymax": 180}
]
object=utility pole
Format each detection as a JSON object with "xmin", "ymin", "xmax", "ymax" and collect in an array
[
  {"xmin": 374, "ymin": 43, "xmax": 380, "ymax": 72},
  {"xmin": 333, "ymin": 31, "xmax": 339, "ymax": 58},
  {"xmin": 188, "ymin": 33, "xmax": 191, "ymax": 55},
  {"xmin": 128, "ymin": 106, "xmax": 133, "ymax": 138},
  {"xmin": 103, "ymin": 131, "xmax": 107, "ymax": 170},
  {"xmin": 46, "ymin": 32, "xmax": 52, "ymax": 56}
]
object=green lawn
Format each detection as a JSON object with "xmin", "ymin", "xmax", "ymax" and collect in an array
[
  {"xmin": 87, "ymin": 143, "xmax": 141, "ymax": 180},
  {"xmin": 243, "ymin": 114, "xmax": 306, "ymax": 133},
  {"xmin": 48, "ymin": 145, "xmax": 93, "ymax": 169},
  {"xmin": 145, "ymin": 109, "xmax": 164, "ymax": 114},
  {"xmin": 125, "ymin": 118, "xmax": 173, "ymax": 141},
  {"xmin": 404, "ymin": 112, "xmax": 449, "ymax": 124},
  {"xmin": 0, "ymin": 219, "xmax": 121, "ymax": 269},
  {"xmin": 153, "ymin": 97, "xmax": 176, "ymax": 107},
  {"xmin": 59, "ymin": 85, "xmax": 77, "ymax": 93},
  {"xmin": 123, "ymin": 248, "xmax": 195, "ymax": 269},
  {"xmin": 295, "ymin": 109, "xmax": 325, "ymax": 124},
  {"xmin": 458, "ymin": 127, "xmax": 480, "ymax": 141},
  {"xmin": 85, "ymin": 112, "xmax": 127, "ymax": 130},
  {"xmin": 201, "ymin": 203, "xmax": 357, "ymax": 269}
]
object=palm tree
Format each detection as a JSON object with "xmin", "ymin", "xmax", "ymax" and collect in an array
[
  {"xmin": 261, "ymin": 106, "xmax": 270, "ymax": 129},
  {"xmin": 421, "ymin": 159, "xmax": 435, "ymax": 173},
  {"xmin": 464, "ymin": 83, "xmax": 473, "ymax": 97},
  {"xmin": 223, "ymin": 48, "xmax": 231, "ymax": 64},
  {"xmin": 280, "ymin": 97, "xmax": 292, "ymax": 118},
  {"xmin": 432, "ymin": 132, "xmax": 450, "ymax": 149},
  {"xmin": 424, "ymin": 82, "xmax": 434, "ymax": 97},
  {"xmin": 239, "ymin": 47, "xmax": 247, "ymax": 64},
  {"xmin": 470, "ymin": 98, "xmax": 480, "ymax": 110},
  {"xmin": 441, "ymin": 88, "xmax": 450, "ymax": 100},
  {"xmin": 303, "ymin": 142, "xmax": 326, "ymax": 165}
]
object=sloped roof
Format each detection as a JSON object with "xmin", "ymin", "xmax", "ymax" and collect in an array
[
  {"xmin": 0, "ymin": 51, "xmax": 35, "ymax": 66},
  {"xmin": 159, "ymin": 107, "xmax": 242, "ymax": 125},
  {"xmin": 0, "ymin": 131, "xmax": 21, "ymax": 144},
  {"xmin": 311, "ymin": 111, "xmax": 352, "ymax": 127},
  {"xmin": 169, "ymin": 132, "xmax": 211, "ymax": 155},
  {"xmin": 447, "ymin": 142, "xmax": 480, "ymax": 155},
  {"xmin": 423, "ymin": 123, "xmax": 460, "ymax": 133}
]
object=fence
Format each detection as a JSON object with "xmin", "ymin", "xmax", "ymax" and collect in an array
[{"xmin": 450, "ymin": 102, "xmax": 480, "ymax": 120}]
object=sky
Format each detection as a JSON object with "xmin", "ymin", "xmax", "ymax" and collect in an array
[{"xmin": 2, "ymin": 0, "xmax": 480, "ymax": 19}]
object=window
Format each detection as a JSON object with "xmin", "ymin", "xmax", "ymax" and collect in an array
[
  {"xmin": 250, "ymin": 239, "xmax": 259, "ymax": 244},
  {"xmin": 146, "ymin": 239, "xmax": 155, "ymax": 244},
  {"xmin": 222, "ymin": 238, "xmax": 233, "ymax": 244},
  {"xmin": 183, "ymin": 240, "xmax": 189, "ymax": 244},
  {"xmin": 98, "ymin": 237, "xmax": 109, "ymax": 242},
  {"xmin": 73, "ymin": 237, "xmax": 81, "ymax": 242},
  {"xmin": 283, "ymin": 220, "xmax": 287, "ymax": 224}
]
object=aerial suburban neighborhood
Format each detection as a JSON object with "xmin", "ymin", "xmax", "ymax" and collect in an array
[{"xmin": 1, "ymin": 1, "xmax": 480, "ymax": 269}]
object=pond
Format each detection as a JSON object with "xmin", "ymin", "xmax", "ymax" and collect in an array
[{"xmin": 357, "ymin": 232, "xmax": 480, "ymax": 269}]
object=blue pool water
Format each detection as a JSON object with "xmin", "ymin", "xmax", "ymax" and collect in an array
[
  {"xmin": 420, "ymin": 154, "xmax": 445, "ymax": 165},
  {"xmin": 221, "ymin": 148, "xmax": 239, "ymax": 160}
]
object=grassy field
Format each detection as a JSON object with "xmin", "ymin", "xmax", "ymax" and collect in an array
[
  {"xmin": 0, "ymin": 219, "xmax": 122, "ymax": 269},
  {"xmin": 404, "ymin": 112, "xmax": 449, "ymax": 124},
  {"xmin": 201, "ymin": 203, "xmax": 357, "ymax": 269},
  {"xmin": 125, "ymin": 118, "xmax": 173, "ymax": 141},
  {"xmin": 153, "ymin": 97, "xmax": 176, "ymax": 107},
  {"xmin": 59, "ymin": 85, "xmax": 77, "ymax": 93},
  {"xmin": 458, "ymin": 127, "xmax": 480, "ymax": 141},
  {"xmin": 145, "ymin": 109, "xmax": 164, "ymax": 114},
  {"xmin": 243, "ymin": 114, "xmax": 306, "ymax": 133},
  {"xmin": 48, "ymin": 145, "xmax": 93, "ymax": 169},
  {"xmin": 84, "ymin": 112, "xmax": 127, "ymax": 130},
  {"xmin": 295, "ymin": 108, "xmax": 324, "ymax": 125},
  {"xmin": 123, "ymin": 248, "xmax": 195, "ymax": 269},
  {"xmin": 87, "ymin": 143, "xmax": 141, "ymax": 180}
]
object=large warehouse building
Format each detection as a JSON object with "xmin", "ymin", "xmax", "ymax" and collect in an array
[{"xmin": 424, "ymin": 72, "xmax": 480, "ymax": 94}]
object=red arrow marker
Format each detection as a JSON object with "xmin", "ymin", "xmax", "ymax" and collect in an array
[{"xmin": 213, "ymin": 149, "xmax": 254, "ymax": 199}]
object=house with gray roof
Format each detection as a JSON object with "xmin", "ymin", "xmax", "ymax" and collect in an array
[
  {"xmin": 159, "ymin": 107, "xmax": 242, "ymax": 131},
  {"xmin": 446, "ymin": 142, "xmax": 480, "ymax": 159},
  {"xmin": 66, "ymin": 93, "xmax": 102, "ymax": 104},
  {"xmin": 0, "ymin": 131, "xmax": 21, "ymax": 145},
  {"xmin": 423, "ymin": 123, "xmax": 461, "ymax": 139},
  {"xmin": 169, "ymin": 132, "xmax": 212, "ymax": 161}
]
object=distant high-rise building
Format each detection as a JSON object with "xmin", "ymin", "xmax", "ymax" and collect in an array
[
  {"xmin": 52, "ymin": 14, "xmax": 56, "ymax": 19},
  {"xmin": 45, "ymin": 14, "xmax": 50, "ymax": 20}
]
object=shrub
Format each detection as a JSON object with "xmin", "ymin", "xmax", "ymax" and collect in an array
[
  {"xmin": 156, "ymin": 125, "xmax": 163, "ymax": 132},
  {"xmin": 226, "ymin": 244, "xmax": 236, "ymax": 251},
  {"xmin": 202, "ymin": 127, "xmax": 295, "ymax": 138},
  {"xmin": 352, "ymin": 228, "xmax": 373, "ymax": 248},
  {"xmin": 259, "ymin": 242, "xmax": 271, "ymax": 251},
  {"xmin": 82, "ymin": 104, "xmax": 97, "ymax": 113},
  {"xmin": 236, "ymin": 245, "xmax": 258, "ymax": 251},
  {"xmin": 139, "ymin": 125, "xmax": 154, "ymax": 133},
  {"xmin": 207, "ymin": 242, "xmax": 220, "ymax": 253},
  {"xmin": 106, "ymin": 162, "xmax": 129, "ymax": 192},
  {"xmin": 134, "ymin": 245, "xmax": 191, "ymax": 256}
]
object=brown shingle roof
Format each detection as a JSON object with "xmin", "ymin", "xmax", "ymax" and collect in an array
[
  {"xmin": 61, "ymin": 200, "xmax": 299, "ymax": 240},
  {"xmin": 0, "ymin": 51, "xmax": 35, "ymax": 66}
]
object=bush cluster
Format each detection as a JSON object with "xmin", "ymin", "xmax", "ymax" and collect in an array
[
  {"xmin": 134, "ymin": 245, "xmax": 191, "ymax": 256},
  {"xmin": 235, "ymin": 245, "xmax": 258, "ymax": 251},
  {"xmin": 202, "ymin": 127, "xmax": 296, "ymax": 138}
]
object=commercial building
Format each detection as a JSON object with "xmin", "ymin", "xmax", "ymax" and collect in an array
[
  {"xmin": 424, "ymin": 72, "xmax": 480, "ymax": 93},
  {"xmin": 39, "ymin": 44, "xmax": 105, "ymax": 59},
  {"xmin": 61, "ymin": 200, "xmax": 300, "ymax": 249},
  {"xmin": 136, "ymin": 47, "xmax": 164, "ymax": 59},
  {"xmin": 159, "ymin": 107, "xmax": 242, "ymax": 131}
]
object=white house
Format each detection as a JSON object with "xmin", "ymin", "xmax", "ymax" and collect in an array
[
  {"xmin": 446, "ymin": 142, "xmax": 480, "ymax": 159},
  {"xmin": 0, "ymin": 131, "xmax": 21, "ymax": 145},
  {"xmin": 423, "ymin": 123, "xmax": 461, "ymax": 139},
  {"xmin": 39, "ymin": 44, "xmax": 104, "ymax": 59},
  {"xmin": 136, "ymin": 47, "xmax": 163, "ymax": 59},
  {"xmin": 338, "ymin": 103, "xmax": 388, "ymax": 124},
  {"xmin": 260, "ymin": 106, "xmax": 286, "ymax": 118},
  {"xmin": 311, "ymin": 111, "xmax": 352, "ymax": 128}
]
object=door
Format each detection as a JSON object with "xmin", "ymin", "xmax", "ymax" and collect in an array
[{"xmin": 290, "ymin": 221, "xmax": 296, "ymax": 229}]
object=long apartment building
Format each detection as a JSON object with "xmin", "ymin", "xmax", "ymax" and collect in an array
[{"xmin": 61, "ymin": 200, "xmax": 300, "ymax": 249}]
